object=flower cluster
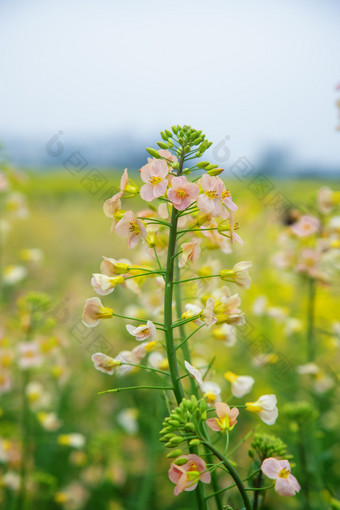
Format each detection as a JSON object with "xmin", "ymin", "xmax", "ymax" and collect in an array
[{"xmin": 83, "ymin": 125, "xmax": 300, "ymax": 507}]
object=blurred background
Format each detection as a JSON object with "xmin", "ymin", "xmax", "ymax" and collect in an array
[{"xmin": 0, "ymin": 0, "xmax": 339, "ymax": 174}]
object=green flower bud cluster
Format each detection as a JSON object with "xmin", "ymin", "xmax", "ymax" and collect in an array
[
  {"xmin": 159, "ymin": 396, "xmax": 207, "ymax": 453},
  {"xmin": 250, "ymin": 433, "xmax": 289, "ymax": 461},
  {"xmin": 282, "ymin": 401, "xmax": 318, "ymax": 428},
  {"xmin": 151, "ymin": 125, "xmax": 212, "ymax": 160}
]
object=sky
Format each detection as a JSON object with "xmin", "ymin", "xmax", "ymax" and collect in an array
[{"xmin": 0, "ymin": 0, "xmax": 339, "ymax": 168}]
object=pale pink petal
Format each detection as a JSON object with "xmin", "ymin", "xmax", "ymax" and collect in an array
[
  {"xmin": 215, "ymin": 402, "xmax": 230, "ymax": 420},
  {"xmin": 206, "ymin": 418, "xmax": 222, "ymax": 431},
  {"xmin": 275, "ymin": 476, "xmax": 300, "ymax": 496},
  {"xmin": 261, "ymin": 458, "xmax": 281, "ymax": 479},
  {"xmin": 140, "ymin": 183, "xmax": 155, "ymax": 201}
]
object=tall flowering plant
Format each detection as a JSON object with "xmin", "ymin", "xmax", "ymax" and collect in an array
[{"xmin": 83, "ymin": 125, "xmax": 300, "ymax": 508}]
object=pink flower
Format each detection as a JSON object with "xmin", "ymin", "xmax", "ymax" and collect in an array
[
  {"xmin": 103, "ymin": 192, "xmax": 122, "ymax": 219},
  {"xmin": 184, "ymin": 360, "xmax": 204, "ymax": 386},
  {"xmin": 217, "ymin": 178, "xmax": 238, "ymax": 211},
  {"xmin": 103, "ymin": 169, "xmax": 137, "ymax": 222},
  {"xmin": 179, "ymin": 240, "xmax": 201, "ymax": 268},
  {"xmin": 17, "ymin": 342, "xmax": 42, "ymax": 369},
  {"xmin": 197, "ymin": 175, "xmax": 224, "ymax": 216},
  {"xmin": 91, "ymin": 274, "xmax": 125, "ymax": 296},
  {"xmin": 126, "ymin": 320, "xmax": 156, "ymax": 341},
  {"xmin": 91, "ymin": 353, "xmax": 122, "ymax": 375},
  {"xmin": 168, "ymin": 454, "xmax": 211, "ymax": 495},
  {"xmin": 0, "ymin": 371, "xmax": 12, "ymax": 394},
  {"xmin": 215, "ymin": 293, "xmax": 245, "ymax": 326},
  {"xmin": 139, "ymin": 159, "xmax": 169, "ymax": 201},
  {"xmin": 296, "ymin": 249, "xmax": 320, "ymax": 278},
  {"xmin": 167, "ymin": 176, "xmax": 199, "ymax": 211},
  {"xmin": 116, "ymin": 341, "xmax": 156, "ymax": 375},
  {"xmin": 100, "ymin": 257, "xmax": 130, "ymax": 276},
  {"xmin": 206, "ymin": 402, "xmax": 239, "ymax": 432},
  {"xmin": 201, "ymin": 297, "xmax": 217, "ymax": 327},
  {"xmin": 158, "ymin": 149, "xmax": 178, "ymax": 167},
  {"xmin": 261, "ymin": 458, "xmax": 301, "ymax": 497},
  {"xmin": 290, "ymin": 215, "xmax": 320, "ymax": 238},
  {"xmin": 115, "ymin": 211, "xmax": 147, "ymax": 249},
  {"xmin": 82, "ymin": 297, "xmax": 113, "ymax": 328}
]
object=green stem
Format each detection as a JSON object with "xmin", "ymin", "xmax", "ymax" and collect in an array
[
  {"xmin": 203, "ymin": 441, "xmax": 252, "ymax": 510},
  {"xmin": 174, "ymin": 274, "xmax": 220, "ymax": 285},
  {"xmin": 98, "ymin": 385, "xmax": 173, "ymax": 395},
  {"xmin": 164, "ymin": 153, "xmax": 208, "ymax": 510},
  {"xmin": 16, "ymin": 370, "xmax": 30, "ymax": 510},
  {"xmin": 252, "ymin": 469, "xmax": 262, "ymax": 510},
  {"xmin": 164, "ymin": 154, "xmax": 185, "ymax": 404},
  {"xmin": 175, "ymin": 324, "xmax": 205, "ymax": 351},
  {"xmin": 113, "ymin": 313, "xmax": 165, "ymax": 329},
  {"xmin": 306, "ymin": 277, "xmax": 316, "ymax": 362},
  {"xmin": 120, "ymin": 362, "xmax": 169, "ymax": 376}
]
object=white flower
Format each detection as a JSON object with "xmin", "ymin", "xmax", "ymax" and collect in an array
[
  {"xmin": 17, "ymin": 342, "xmax": 42, "ymax": 369},
  {"xmin": 116, "ymin": 341, "xmax": 156, "ymax": 375},
  {"xmin": 3, "ymin": 265, "xmax": 27, "ymax": 285},
  {"xmin": 224, "ymin": 371, "xmax": 255, "ymax": 398},
  {"xmin": 117, "ymin": 408, "xmax": 138, "ymax": 435},
  {"xmin": 296, "ymin": 363, "xmax": 319, "ymax": 375},
  {"xmin": 212, "ymin": 324, "xmax": 237, "ymax": 347},
  {"xmin": 200, "ymin": 381, "xmax": 222, "ymax": 404},
  {"xmin": 126, "ymin": 320, "xmax": 156, "ymax": 342},
  {"xmin": 37, "ymin": 412, "xmax": 62, "ymax": 431},
  {"xmin": 91, "ymin": 353, "xmax": 122, "ymax": 375},
  {"xmin": 58, "ymin": 433, "xmax": 85, "ymax": 449},
  {"xmin": 220, "ymin": 261, "xmax": 252, "ymax": 289},
  {"xmin": 26, "ymin": 381, "xmax": 50, "ymax": 409},
  {"xmin": 246, "ymin": 395, "xmax": 278, "ymax": 425},
  {"xmin": 201, "ymin": 298, "xmax": 217, "ymax": 327},
  {"xmin": 91, "ymin": 273, "xmax": 124, "ymax": 296},
  {"xmin": 184, "ymin": 360, "xmax": 203, "ymax": 386}
]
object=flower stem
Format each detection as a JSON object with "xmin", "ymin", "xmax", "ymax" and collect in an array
[
  {"xmin": 164, "ymin": 154, "xmax": 185, "ymax": 404},
  {"xmin": 202, "ymin": 441, "xmax": 252, "ymax": 510},
  {"xmin": 306, "ymin": 277, "xmax": 316, "ymax": 362},
  {"xmin": 98, "ymin": 385, "xmax": 173, "ymax": 395}
]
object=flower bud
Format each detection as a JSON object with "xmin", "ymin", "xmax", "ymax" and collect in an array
[
  {"xmin": 171, "ymin": 125, "xmax": 178, "ymax": 134},
  {"xmin": 173, "ymin": 457, "xmax": 188, "ymax": 466},
  {"xmin": 196, "ymin": 161, "xmax": 210, "ymax": 168},
  {"xmin": 168, "ymin": 419, "xmax": 180, "ymax": 427},
  {"xmin": 160, "ymin": 131, "xmax": 168, "ymax": 141},
  {"xmin": 169, "ymin": 436, "xmax": 184, "ymax": 445},
  {"xmin": 189, "ymin": 439, "xmax": 201, "ymax": 446},
  {"xmin": 184, "ymin": 422, "xmax": 196, "ymax": 432},
  {"xmin": 157, "ymin": 141, "xmax": 168, "ymax": 150},
  {"xmin": 146, "ymin": 147, "xmax": 161, "ymax": 159},
  {"xmin": 207, "ymin": 168, "xmax": 224, "ymax": 176},
  {"xmin": 167, "ymin": 449, "xmax": 183, "ymax": 459},
  {"xmin": 172, "ymin": 162, "xmax": 179, "ymax": 170},
  {"xmin": 165, "ymin": 129, "xmax": 172, "ymax": 138}
]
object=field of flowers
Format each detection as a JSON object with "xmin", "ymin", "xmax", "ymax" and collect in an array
[{"xmin": 0, "ymin": 128, "xmax": 339, "ymax": 510}]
